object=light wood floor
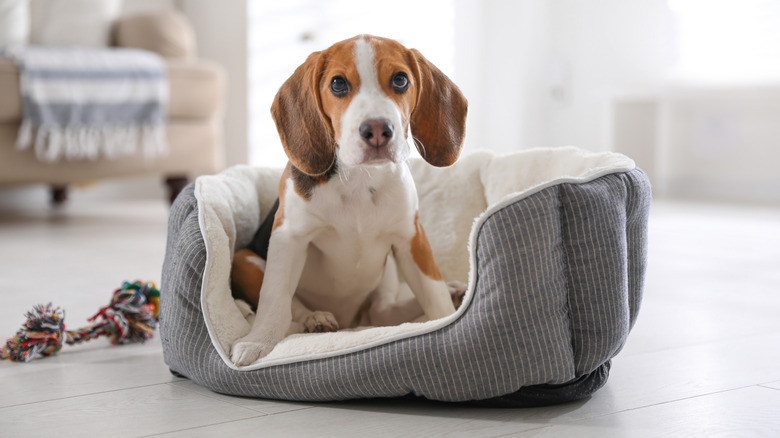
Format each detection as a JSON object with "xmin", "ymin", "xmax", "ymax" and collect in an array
[{"xmin": 1, "ymin": 194, "xmax": 779, "ymax": 437}]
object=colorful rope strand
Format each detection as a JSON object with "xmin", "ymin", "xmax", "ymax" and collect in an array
[
  {"xmin": 0, "ymin": 304, "xmax": 65, "ymax": 362},
  {"xmin": 1, "ymin": 281, "xmax": 160, "ymax": 363}
]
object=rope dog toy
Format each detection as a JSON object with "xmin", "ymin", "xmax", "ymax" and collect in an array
[{"xmin": 1, "ymin": 281, "xmax": 160, "ymax": 363}]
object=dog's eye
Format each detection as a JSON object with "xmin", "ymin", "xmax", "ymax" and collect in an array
[
  {"xmin": 391, "ymin": 72, "xmax": 409, "ymax": 94},
  {"xmin": 330, "ymin": 76, "xmax": 350, "ymax": 97}
]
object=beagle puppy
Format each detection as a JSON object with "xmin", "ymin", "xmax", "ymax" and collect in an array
[{"xmin": 230, "ymin": 35, "xmax": 467, "ymax": 366}]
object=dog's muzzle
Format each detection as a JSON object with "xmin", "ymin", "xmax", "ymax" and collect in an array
[{"xmin": 359, "ymin": 118, "xmax": 394, "ymax": 149}]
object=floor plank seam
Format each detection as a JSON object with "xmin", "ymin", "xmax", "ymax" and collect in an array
[
  {"xmin": 757, "ymin": 383, "xmax": 780, "ymax": 392},
  {"xmin": 565, "ymin": 384, "xmax": 766, "ymax": 424},
  {"xmin": 618, "ymin": 330, "xmax": 780, "ymax": 360},
  {"xmin": 494, "ymin": 424, "xmax": 553, "ymax": 437},
  {"xmin": 0, "ymin": 381, "xmax": 172, "ymax": 410},
  {"xmin": 138, "ymin": 414, "xmax": 270, "ymax": 438}
]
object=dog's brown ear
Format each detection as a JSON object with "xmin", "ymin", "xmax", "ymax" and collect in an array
[
  {"xmin": 408, "ymin": 48, "xmax": 468, "ymax": 167},
  {"xmin": 271, "ymin": 51, "xmax": 336, "ymax": 176}
]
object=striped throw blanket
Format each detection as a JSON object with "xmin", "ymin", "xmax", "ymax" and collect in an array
[{"xmin": 10, "ymin": 46, "xmax": 168, "ymax": 162}]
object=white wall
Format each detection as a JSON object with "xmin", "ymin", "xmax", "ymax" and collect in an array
[
  {"xmin": 661, "ymin": 88, "xmax": 780, "ymax": 203},
  {"xmin": 549, "ymin": 0, "xmax": 675, "ymax": 150},
  {"xmin": 121, "ymin": 0, "xmax": 174, "ymax": 14},
  {"xmin": 614, "ymin": 86, "xmax": 780, "ymax": 204},
  {"xmin": 455, "ymin": 0, "xmax": 675, "ymax": 153},
  {"xmin": 605, "ymin": 3, "xmax": 780, "ymax": 204},
  {"xmin": 454, "ymin": 0, "xmax": 552, "ymax": 154},
  {"xmin": 180, "ymin": 0, "xmax": 248, "ymax": 167}
]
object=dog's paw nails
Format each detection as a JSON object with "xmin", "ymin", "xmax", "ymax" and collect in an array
[
  {"xmin": 447, "ymin": 280, "xmax": 468, "ymax": 309},
  {"xmin": 230, "ymin": 340, "xmax": 273, "ymax": 366},
  {"xmin": 303, "ymin": 311, "xmax": 339, "ymax": 333}
]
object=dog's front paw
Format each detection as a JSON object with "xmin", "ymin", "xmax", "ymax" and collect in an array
[
  {"xmin": 447, "ymin": 280, "xmax": 468, "ymax": 309},
  {"xmin": 230, "ymin": 339, "xmax": 275, "ymax": 366},
  {"xmin": 303, "ymin": 311, "xmax": 339, "ymax": 333}
]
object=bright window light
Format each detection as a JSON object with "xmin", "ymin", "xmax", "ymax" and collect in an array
[{"xmin": 668, "ymin": 0, "xmax": 780, "ymax": 84}]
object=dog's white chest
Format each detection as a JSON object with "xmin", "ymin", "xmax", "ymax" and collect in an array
[
  {"xmin": 310, "ymin": 220, "xmax": 392, "ymax": 291},
  {"xmin": 295, "ymin": 164, "xmax": 415, "ymax": 301}
]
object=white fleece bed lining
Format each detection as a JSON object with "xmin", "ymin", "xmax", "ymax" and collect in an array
[{"xmin": 195, "ymin": 147, "xmax": 635, "ymax": 370}]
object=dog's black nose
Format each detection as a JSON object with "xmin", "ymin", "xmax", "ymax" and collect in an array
[{"xmin": 359, "ymin": 118, "xmax": 394, "ymax": 148}]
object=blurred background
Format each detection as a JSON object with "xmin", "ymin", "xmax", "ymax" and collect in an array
[
  {"xmin": 1, "ymin": 0, "xmax": 779, "ymax": 206},
  {"xmin": 1, "ymin": 2, "xmax": 778, "ymax": 434}
]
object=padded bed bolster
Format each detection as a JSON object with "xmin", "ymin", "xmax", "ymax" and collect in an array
[
  {"xmin": 559, "ymin": 170, "xmax": 650, "ymax": 375},
  {"xmin": 473, "ymin": 187, "xmax": 576, "ymax": 386},
  {"xmin": 160, "ymin": 148, "xmax": 651, "ymax": 404},
  {"xmin": 160, "ymin": 184, "xmax": 209, "ymax": 382}
]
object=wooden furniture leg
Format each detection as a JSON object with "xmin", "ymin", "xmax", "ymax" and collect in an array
[
  {"xmin": 164, "ymin": 176, "xmax": 189, "ymax": 205},
  {"xmin": 51, "ymin": 185, "xmax": 68, "ymax": 206}
]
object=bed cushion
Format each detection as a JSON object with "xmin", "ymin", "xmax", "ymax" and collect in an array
[{"xmin": 160, "ymin": 146, "xmax": 651, "ymax": 404}]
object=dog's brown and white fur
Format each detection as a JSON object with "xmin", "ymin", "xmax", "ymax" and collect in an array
[{"xmin": 230, "ymin": 35, "xmax": 467, "ymax": 366}]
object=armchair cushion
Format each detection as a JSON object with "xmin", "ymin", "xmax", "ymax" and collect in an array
[
  {"xmin": 114, "ymin": 10, "xmax": 196, "ymax": 60},
  {"xmin": 29, "ymin": 0, "xmax": 121, "ymax": 47}
]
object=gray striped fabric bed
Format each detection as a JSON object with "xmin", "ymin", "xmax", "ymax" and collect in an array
[{"xmin": 160, "ymin": 150, "xmax": 651, "ymax": 405}]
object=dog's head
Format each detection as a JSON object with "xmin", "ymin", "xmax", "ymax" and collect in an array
[{"xmin": 271, "ymin": 35, "xmax": 468, "ymax": 176}]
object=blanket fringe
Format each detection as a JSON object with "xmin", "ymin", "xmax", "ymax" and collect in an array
[{"xmin": 17, "ymin": 120, "xmax": 168, "ymax": 163}]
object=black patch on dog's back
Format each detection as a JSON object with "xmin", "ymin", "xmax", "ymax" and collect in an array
[{"xmin": 246, "ymin": 198, "xmax": 279, "ymax": 259}]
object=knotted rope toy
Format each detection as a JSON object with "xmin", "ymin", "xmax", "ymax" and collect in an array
[{"xmin": 1, "ymin": 281, "xmax": 160, "ymax": 363}]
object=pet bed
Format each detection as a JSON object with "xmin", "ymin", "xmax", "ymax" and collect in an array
[{"xmin": 160, "ymin": 146, "xmax": 651, "ymax": 406}]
